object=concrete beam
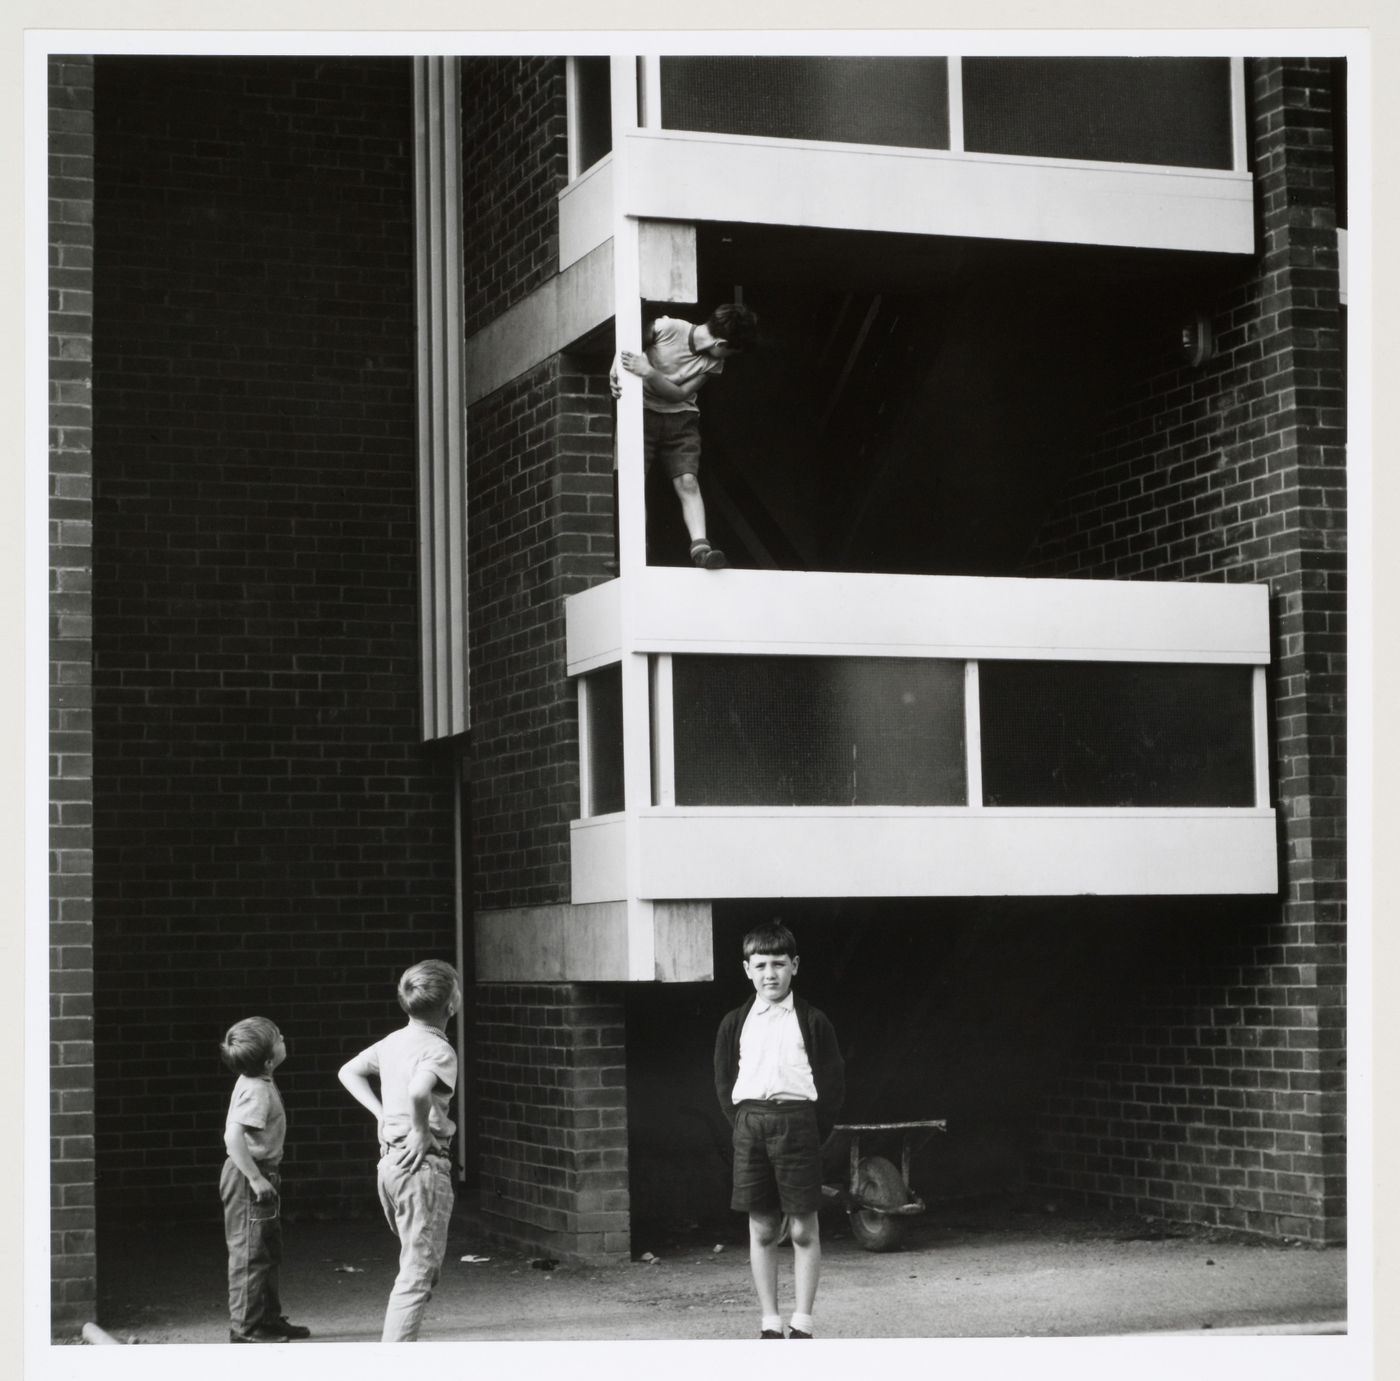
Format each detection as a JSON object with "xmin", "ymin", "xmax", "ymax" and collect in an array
[
  {"xmin": 463, "ymin": 241, "xmax": 613, "ymax": 406},
  {"xmin": 475, "ymin": 900, "xmax": 714, "ymax": 982}
]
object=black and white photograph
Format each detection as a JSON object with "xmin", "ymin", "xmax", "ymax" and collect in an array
[{"xmin": 22, "ymin": 11, "xmax": 1382, "ymax": 1380}]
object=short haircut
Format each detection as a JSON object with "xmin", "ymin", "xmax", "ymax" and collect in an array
[
  {"xmin": 742, "ymin": 921, "xmax": 798, "ymax": 960},
  {"xmin": 220, "ymin": 1016, "xmax": 280, "ymax": 1075},
  {"xmin": 707, "ymin": 302, "xmax": 759, "ymax": 349},
  {"xmin": 398, "ymin": 959, "xmax": 462, "ymax": 1018}
]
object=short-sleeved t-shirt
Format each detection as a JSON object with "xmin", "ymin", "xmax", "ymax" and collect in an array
[
  {"xmin": 226, "ymin": 1074, "xmax": 287, "ymax": 1165},
  {"xmin": 360, "ymin": 1022, "xmax": 458, "ymax": 1150},
  {"xmin": 642, "ymin": 316, "xmax": 725, "ymax": 415}
]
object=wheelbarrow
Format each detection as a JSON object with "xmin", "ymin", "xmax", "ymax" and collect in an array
[{"xmin": 822, "ymin": 1119, "xmax": 947, "ymax": 1251}]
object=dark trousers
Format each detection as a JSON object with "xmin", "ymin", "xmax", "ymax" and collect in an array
[{"xmin": 220, "ymin": 1158, "xmax": 282, "ymax": 1335}]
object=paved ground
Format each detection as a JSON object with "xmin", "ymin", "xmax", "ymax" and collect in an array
[{"xmin": 86, "ymin": 1194, "xmax": 1346, "ymax": 1345}]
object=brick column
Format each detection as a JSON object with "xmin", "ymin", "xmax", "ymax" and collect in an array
[
  {"xmin": 1022, "ymin": 58, "xmax": 1346, "ymax": 1242},
  {"xmin": 1250, "ymin": 58, "xmax": 1347, "ymax": 1239},
  {"xmin": 476, "ymin": 985, "xmax": 630, "ymax": 1259},
  {"xmin": 49, "ymin": 53, "xmax": 97, "ymax": 1336},
  {"xmin": 465, "ymin": 342, "xmax": 623, "ymax": 1257}
]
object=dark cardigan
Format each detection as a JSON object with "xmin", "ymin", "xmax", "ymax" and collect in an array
[{"xmin": 714, "ymin": 993, "xmax": 846, "ymax": 1141}]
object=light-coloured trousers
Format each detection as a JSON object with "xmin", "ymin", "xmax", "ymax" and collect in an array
[
  {"xmin": 376, "ymin": 1152, "xmax": 454, "ymax": 1342},
  {"xmin": 220, "ymin": 1158, "xmax": 282, "ymax": 1336}
]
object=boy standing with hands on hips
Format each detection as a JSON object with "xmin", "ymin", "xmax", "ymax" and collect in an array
[
  {"xmin": 714, "ymin": 922, "xmax": 845, "ymax": 1339},
  {"xmin": 339, "ymin": 959, "xmax": 461, "ymax": 1343}
]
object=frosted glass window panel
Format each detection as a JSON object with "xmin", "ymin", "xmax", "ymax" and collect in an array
[
  {"xmin": 672, "ymin": 656, "xmax": 966, "ymax": 807},
  {"xmin": 585, "ymin": 664, "xmax": 625, "ymax": 816},
  {"xmin": 659, "ymin": 57, "xmax": 951, "ymax": 151},
  {"xmin": 979, "ymin": 660, "xmax": 1255, "ymax": 807},
  {"xmin": 962, "ymin": 57, "xmax": 1234, "ymax": 169}
]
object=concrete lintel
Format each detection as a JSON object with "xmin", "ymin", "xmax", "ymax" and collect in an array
[{"xmin": 475, "ymin": 900, "xmax": 713, "ymax": 982}]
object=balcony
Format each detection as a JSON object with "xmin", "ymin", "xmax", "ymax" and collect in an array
[
  {"xmin": 567, "ymin": 569, "xmax": 1276, "ymax": 908},
  {"xmin": 476, "ymin": 53, "xmax": 1279, "ymax": 985}
]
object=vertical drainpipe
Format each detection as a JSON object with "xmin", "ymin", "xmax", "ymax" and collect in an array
[
  {"xmin": 610, "ymin": 53, "xmax": 656, "ymax": 981},
  {"xmin": 453, "ymin": 748, "xmax": 468, "ymax": 1174}
]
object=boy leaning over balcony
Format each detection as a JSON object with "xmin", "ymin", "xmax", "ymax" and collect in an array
[{"xmin": 610, "ymin": 301, "xmax": 759, "ymax": 569}]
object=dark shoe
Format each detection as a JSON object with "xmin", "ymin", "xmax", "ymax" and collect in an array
[
  {"xmin": 260, "ymin": 1316, "xmax": 311, "ymax": 1339},
  {"xmin": 230, "ymin": 1330, "xmax": 279, "ymax": 1344},
  {"xmin": 701, "ymin": 546, "xmax": 729, "ymax": 569},
  {"xmin": 759, "ymin": 1329, "xmax": 784, "ymax": 1339},
  {"xmin": 788, "ymin": 1328, "xmax": 813, "ymax": 1339}
]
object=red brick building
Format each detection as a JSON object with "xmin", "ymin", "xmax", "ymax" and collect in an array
[{"xmin": 48, "ymin": 51, "xmax": 1347, "ymax": 1336}]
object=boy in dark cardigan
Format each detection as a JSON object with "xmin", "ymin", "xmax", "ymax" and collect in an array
[{"xmin": 714, "ymin": 922, "xmax": 845, "ymax": 1339}]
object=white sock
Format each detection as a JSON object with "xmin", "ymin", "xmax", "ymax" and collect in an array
[
  {"xmin": 789, "ymin": 1312, "xmax": 814, "ymax": 1335},
  {"xmin": 761, "ymin": 1314, "xmax": 783, "ymax": 1334}
]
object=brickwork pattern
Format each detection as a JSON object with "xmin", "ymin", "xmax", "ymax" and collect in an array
[
  {"xmin": 460, "ymin": 57, "xmax": 568, "ymax": 338},
  {"xmin": 90, "ymin": 56, "xmax": 457, "ymax": 1218},
  {"xmin": 465, "ymin": 355, "xmax": 615, "ymax": 910},
  {"xmin": 475, "ymin": 985, "xmax": 630, "ymax": 1259},
  {"xmin": 1022, "ymin": 59, "xmax": 1346, "ymax": 1241},
  {"xmin": 49, "ymin": 53, "xmax": 98, "ymax": 1336}
]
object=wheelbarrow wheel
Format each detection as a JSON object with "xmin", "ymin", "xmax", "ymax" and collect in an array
[{"xmin": 847, "ymin": 1155, "xmax": 909, "ymax": 1253}]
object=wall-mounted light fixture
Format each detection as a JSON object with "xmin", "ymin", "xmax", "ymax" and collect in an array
[{"xmin": 1180, "ymin": 311, "xmax": 1216, "ymax": 367}]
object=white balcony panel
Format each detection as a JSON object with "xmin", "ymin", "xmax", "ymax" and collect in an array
[
  {"xmin": 634, "ymin": 809, "xmax": 1278, "ymax": 898},
  {"xmin": 566, "ymin": 577, "xmax": 624, "ymax": 674},
  {"xmin": 619, "ymin": 131, "xmax": 1255, "ymax": 255},
  {"xmin": 571, "ymin": 813, "xmax": 629, "ymax": 903},
  {"xmin": 559, "ymin": 153, "xmax": 614, "ymax": 270},
  {"xmin": 598, "ymin": 568, "xmax": 1268, "ymax": 665}
]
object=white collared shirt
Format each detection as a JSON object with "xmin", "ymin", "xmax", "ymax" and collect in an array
[{"xmin": 731, "ymin": 993, "xmax": 819, "ymax": 1104}]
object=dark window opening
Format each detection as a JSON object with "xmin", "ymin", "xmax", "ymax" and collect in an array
[
  {"xmin": 573, "ymin": 56, "xmax": 612, "ymax": 175},
  {"xmin": 660, "ymin": 56, "xmax": 950, "ymax": 151},
  {"xmin": 671, "ymin": 655, "xmax": 966, "ymax": 807},
  {"xmin": 979, "ymin": 660, "xmax": 1255, "ymax": 807},
  {"xmin": 962, "ymin": 57, "xmax": 1234, "ymax": 169},
  {"xmin": 584, "ymin": 663, "xmax": 625, "ymax": 815}
]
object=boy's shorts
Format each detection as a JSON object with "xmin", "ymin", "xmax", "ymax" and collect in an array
[
  {"xmin": 730, "ymin": 1099, "xmax": 823, "ymax": 1216},
  {"xmin": 643, "ymin": 409, "xmax": 702, "ymax": 479}
]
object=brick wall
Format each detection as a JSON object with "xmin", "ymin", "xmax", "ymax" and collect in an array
[
  {"xmin": 1022, "ymin": 59, "xmax": 1346, "ymax": 1241},
  {"xmin": 90, "ymin": 56, "xmax": 457, "ymax": 1218},
  {"xmin": 465, "ymin": 355, "xmax": 615, "ymax": 908},
  {"xmin": 476, "ymin": 986, "xmax": 630, "ymax": 1259},
  {"xmin": 460, "ymin": 57, "xmax": 568, "ymax": 337},
  {"xmin": 49, "ymin": 54, "xmax": 97, "ymax": 1336}
]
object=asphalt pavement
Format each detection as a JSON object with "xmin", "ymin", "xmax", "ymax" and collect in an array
[{"xmin": 86, "ymin": 1193, "xmax": 1346, "ymax": 1346}]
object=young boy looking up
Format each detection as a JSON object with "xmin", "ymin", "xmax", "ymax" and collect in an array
[
  {"xmin": 610, "ymin": 301, "xmax": 759, "ymax": 570},
  {"xmin": 338, "ymin": 959, "xmax": 461, "ymax": 1343},
  {"xmin": 714, "ymin": 922, "xmax": 845, "ymax": 1340},
  {"xmin": 219, "ymin": 1016, "xmax": 311, "ymax": 1344}
]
